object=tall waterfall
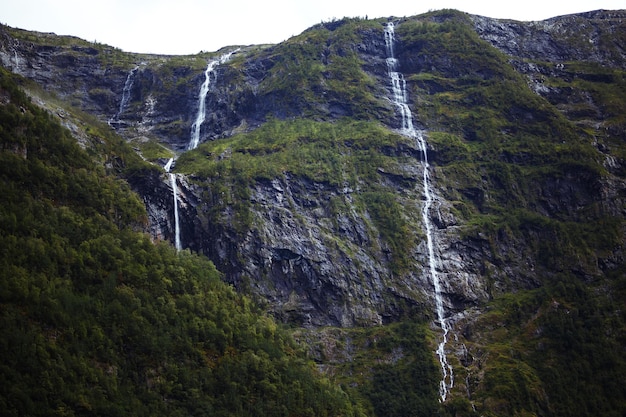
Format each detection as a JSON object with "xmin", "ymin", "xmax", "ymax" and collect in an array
[
  {"xmin": 164, "ymin": 158, "xmax": 182, "ymax": 251},
  {"xmin": 113, "ymin": 65, "xmax": 139, "ymax": 122},
  {"xmin": 188, "ymin": 50, "xmax": 238, "ymax": 150},
  {"xmin": 164, "ymin": 50, "xmax": 238, "ymax": 251},
  {"xmin": 384, "ymin": 21, "xmax": 453, "ymax": 402}
]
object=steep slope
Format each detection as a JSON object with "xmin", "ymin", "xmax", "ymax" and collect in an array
[
  {"xmin": 0, "ymin": 68, "xmax": 362, "ymax": 416},
  {"xmin": 2, "ymin": 9, "xmax": 626, "ymax": 416}
]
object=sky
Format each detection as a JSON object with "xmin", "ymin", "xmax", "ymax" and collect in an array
[{"xmin": 2, "ymin": 0, "xmax": 625, "ymax": 55}]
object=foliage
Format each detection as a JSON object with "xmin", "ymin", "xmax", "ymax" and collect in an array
[
  {"xmin": 249, "ymin": 18, "xmax": 390, "ymax": 120},
  {"xmin": 178, "ymin": 118, "xmax": 408, "ymax": 182},
  {"xmin": 0, "ymin": 70, "xmax": 362, "ymax": 417},
  {"xmin": 295, "ymin": 319, "xmax": 442, "ymax": 417},
  {"xmin": 131, "ymin": 138, "xmax": 175, "ymax": 162},
  {"xmin": 361, "ymin": 191, "xmax": 412, "ymax": 275},
  {"xmin": 176, "ymin": 117, "xmax": 416, "ymax": 270},
  {"xmin": 2, "ymin": 24, "xmax": 143, "ymax": 69},
  {"xmin": 4, "ymin": 11, "xmax": 626, "ymax": 417},
  {"xmin": 390, "ymin": 14, "xmax": 626, "ymax": 416},
  {"xmin": 467, "ymin": 273, "xmax": 626, "ymax": 417},
  {"xmin": 394, "ymin": 14, "xmax": 623, "ymax": 268},
  {"xmin": 364, "ymin": 321, "xmax": 441, "ymax": 417}
]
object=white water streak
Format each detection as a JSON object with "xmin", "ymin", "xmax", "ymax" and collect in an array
[
  {"xmin": 164, "ymin": 157, "xmax": 174, "ymax": 173},
  {"xmin": 165, "ymin": 158, "xmax": 182, "ymax": 251},
  {"xmin": 13, "ymin": 50, "xmax": 19, "ymax": 71},
  {"xmin": 113, "ymin": 66, "xmax": 139, "ymax": 121},
  {"xmin": 188, "ymin": 50, "xmax": 238, "ymax": 150},
  {"xmin": 384, "ymin": 22, "xmax": 453, "ymax": 402},
  {"xmin": 165, "ymin": 50, "xmax": 238, "ymax": 251}
]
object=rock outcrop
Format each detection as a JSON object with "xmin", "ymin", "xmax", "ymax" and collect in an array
[{"xmin": 1, "ymin": 10, "xmax": 624, "ymax": 330}]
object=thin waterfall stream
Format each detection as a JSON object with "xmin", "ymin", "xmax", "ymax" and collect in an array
[
  {"xmin": 383, "ymin": 21, "xmax": 453, "ymax": 402},
  {"xmin": 111, "ymin": 65, "xmax": 139, "ymax": 123},
  {"xmin": 189, "ymin": 49, "xmax": 239, "ymax": 150},
  {"xmin": 164, "ymin": 158, "xmax": 182, "ymax": 251},
  {"xmin": 118, "ymin": 66, "xmax": 139, "ymax": 118},
  {"xmin": 166, "ymin": 50, "xmax": 238, "ymax": 250}
]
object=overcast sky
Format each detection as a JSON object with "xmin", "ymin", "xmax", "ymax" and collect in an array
[{"xmin": 2, "ymin": 0, "xmax": 625, "ymax": 55}]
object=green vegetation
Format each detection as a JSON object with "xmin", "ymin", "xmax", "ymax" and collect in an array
[
  {"xmin": 176, "ymin": 117, "xmax": 417, "ymax": 271},
  {"xmin": 173, "ymin": 15, "xmax": 626, "ymax": 414},
  {"xmin": 397, "ymin": 13, "xmax": 620, "ymax": 237},
  {"xmin": 541, "ymin": 60, "xmax": 626, "ymax": 159},
  {"xmin": 177, "ymin": 118, "xmax": 409, "ymax": 183},
  {"xmin": 394, "ymin": 13, "xmax": 626, "ymax": 416},
  {"xmin": 464, "ymin": 272, "xmax": 626, "ymax": 417},
  {"xmin": 250, "ymin": 18, "xmax": 391, "ymax": 120},
  {"xmin": 296, "ymin": 320, "xmax": 441, "ymax": 417},
  {"xmin": 3, "ymin": 10, "xmax": 626, "ymax": 417},
  {"xmin": 3, "ymin": 24, "xmax": 142, "ymax": 69},
  {"xmin": 130, "ymin": 138, "xmax": 175, "ymax": 162},
  {"xmin": 0, "ymin": 69, "xmax": 363, "ymax": 417}
]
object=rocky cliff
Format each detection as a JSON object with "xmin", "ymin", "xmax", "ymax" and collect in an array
[
  {"xmin": 1, "ymin": 7, "xmax": 624, "ymax": 326},
  {"xmin": 2, "ymin": 9, "xmax": 626, "ymax": 414}
]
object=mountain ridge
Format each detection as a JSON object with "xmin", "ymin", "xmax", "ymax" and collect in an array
[{"xmin": 2, "ymin": 8, "xmax": 626, "ymax": 416}]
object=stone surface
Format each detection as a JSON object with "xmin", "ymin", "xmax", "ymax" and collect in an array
[{"xmin": 1, "ymin": 10, "xmax": 624, "ymax": 328}]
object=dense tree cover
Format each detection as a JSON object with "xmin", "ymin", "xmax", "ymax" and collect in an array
[
  {"xmin": 0, "ymin": 69, "xmax": 363, "ymax": 416},
  {"xmin": 364, "ymin": 322, "xmax": 440, "ymax": 417},
  {"xmin": 465, "ymin": 272, "xmax": 626, "ymax": 417},
  {"xmin": 293, "ymin": 320, "xmax": 443, "ymax": 417}
]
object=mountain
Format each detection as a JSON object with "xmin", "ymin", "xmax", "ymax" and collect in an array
[{"xmin": 1, "ymin": 8, "xmax": 626, "ymax": 416}]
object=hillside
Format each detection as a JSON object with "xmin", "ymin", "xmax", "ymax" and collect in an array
[
  {"xmin": 1, "ymin": 8, "xmax": 626, "ymax": 416},
  {"xmin": 0, "ymin": 67, "xmax": 367, "ymax": 416}
]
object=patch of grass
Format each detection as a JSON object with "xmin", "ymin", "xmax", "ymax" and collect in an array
[
  {"xmin": 176, "ymin": 117, "xmax": 417, "ymax": 268},
  {"xmin": 131, "ymin": 139, "xmax": 174, "ymax": 162},
  {"xmin": 176, "ymin": 118, "xmax": 410, "ymax": 184}
]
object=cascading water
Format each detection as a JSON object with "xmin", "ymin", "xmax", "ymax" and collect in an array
[
  {"xmin": 165, "ymin": 50, "xmax": 238, "ymax": 251},
  {"xmin": 112, "ymin": 65, "xmax": 139, "ymax": 122},
  {"xmin": 164, "ymin": 158, "xmax": 182, "ymax": 251},
  {"xmin": 384, "ymin": 21, "xmax": 454, "ymax": 402},
  {"xmin": 13, "ymin": 50, "xmax": 19, "ymax": 71},
  {"xmin": 188, "ymin": 50, "xmax": 238, "ymax": 150}
]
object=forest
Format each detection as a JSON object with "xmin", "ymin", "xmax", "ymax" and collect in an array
[{"xmin": 0, "ymin": 69, "xmax": 367, "ymax": 416}]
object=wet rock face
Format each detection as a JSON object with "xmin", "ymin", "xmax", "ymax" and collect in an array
[
  {"xmin": 126, "ymin": 168, "xmax": 181, "ymax": 246},
  {"xmin": 174, "ymin": 160, "xmax": 499, "ymax": 328}
]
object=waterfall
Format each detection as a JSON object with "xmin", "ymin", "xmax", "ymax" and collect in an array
[
  {"xmin": 13, "ymin": 50, "xmax": 19, "ymax": 71},
  {"xmin": 383, "ymin": 21, "xmax": 454, "ymax": 402},
  {"xmin": 165, "ymin": 158, "xmax": 182, "ymax": 251},
  {"xmin": 112, "ymin": 66, "xmax": 139, "ymax": 122},
  {"xmin": 188, "ymin": 50, "xmax": 238, "ymax": 150},
  {"xmin": 163, "ymin": 50, "xmax": 238, "ymax": 251}
]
